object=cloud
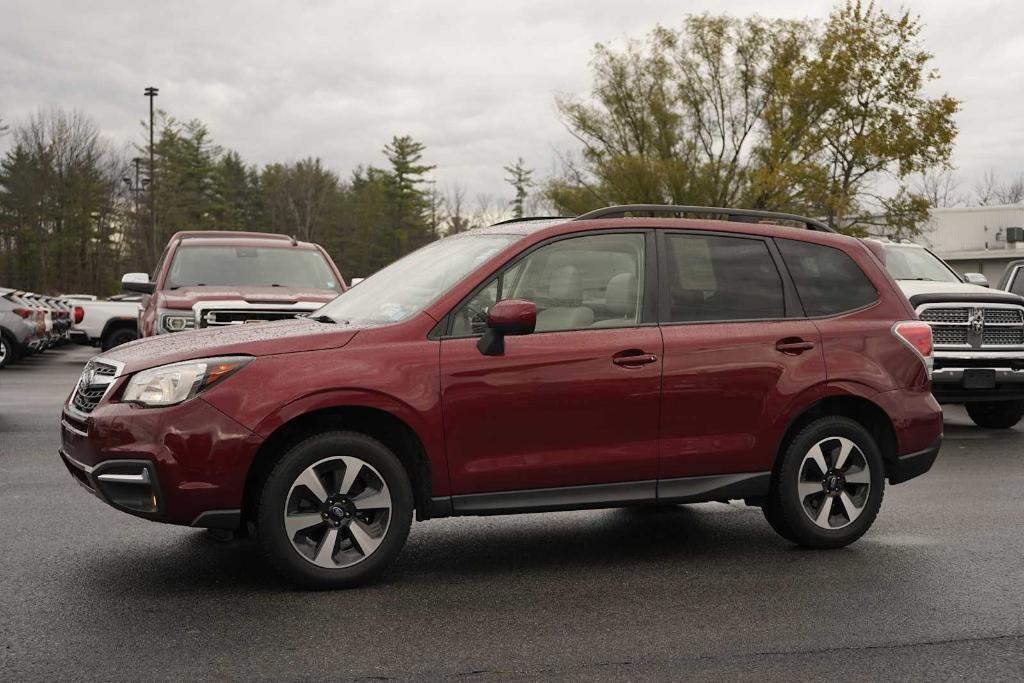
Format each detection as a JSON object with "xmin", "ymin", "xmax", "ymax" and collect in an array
[{"xmin": 2, "ymin": 0, "xmax": 1022, "ymax": 203}]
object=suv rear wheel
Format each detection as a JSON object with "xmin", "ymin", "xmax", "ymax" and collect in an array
[
  {"xmin": 0, "ymin": 333, "xmax": 15, "ymax": 368},
  {"xmin": 965, "ymin": 400, "xmax": 1024, "ymax": 429},
  {"xmin": 257, "ymin": 431, "xmax": 413, "ymax": 589},
  {"xmin": 762, "ymin": 416, "xmax": 884, "ymax": 548}
]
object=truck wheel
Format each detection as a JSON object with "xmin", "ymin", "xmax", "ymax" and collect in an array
[
  {"xmin": 101, "ymin": 327, "xmax": 138, "ymax": 351},
  {"xmin": 257, "ymin": 431, "xmax": 413, "ymax": 589},
  {"xmin": 762, "ymin": 416, "xmax": 884, "ymax": 549},
  {"xmin": 966, "ymin": 400, "xmax": 1024, "ymax": 429}
]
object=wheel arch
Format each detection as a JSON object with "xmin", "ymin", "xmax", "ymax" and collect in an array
[
  {"xmin": 775, "ymin": 393, "xmax": 899, "ymax": 480},
  {"xmin": 100, "ymin": 317, "xmax": 139, "ymax": 345},
  {"xmin": 243, "ymin": 405, "xmax": 435, "ymax": 527}
]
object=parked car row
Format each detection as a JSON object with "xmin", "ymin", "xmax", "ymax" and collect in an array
[{"xmin": 0, "ymin": 288, "xmax": 76, "ymax": 367}]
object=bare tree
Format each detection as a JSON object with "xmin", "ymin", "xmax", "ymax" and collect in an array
[
  {"xmin": 974, "ymin": 169, "xmax": 1000, "ymax": 206},
  {"xmin": 996, "ymin": 172, "xmax": 1024, "ymax": 205},
  {"xmin": 916, "ymin": 168, "xmax": 964, "ymax": 208},
  {"xmin": 441, "ymin": 182, "xmax": 471, "ymax": 235}
]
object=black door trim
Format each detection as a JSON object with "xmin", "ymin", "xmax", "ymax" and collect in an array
[{"xmin": 443, "ymin": 471, "xmax": 771, "ymax": 516}]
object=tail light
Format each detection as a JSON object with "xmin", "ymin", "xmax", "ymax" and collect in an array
[
  {"xmin": 893, "ymin": 320, "xmax": 933, "ymax": 378},
  {"xmin": 13, "ymin": 308, "xmax": 33, "ymax": 319},
  {"xmin": 74, "ymin": 306, "xmax": 84, "ymax": 324}
]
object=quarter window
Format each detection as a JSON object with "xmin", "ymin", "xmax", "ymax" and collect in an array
[
  {"xmin": 777, "ymin": 239, "xmax": 878, "ymax": 316},
  {"xmin": 451, "ymin": 233, "xmax": 646, "ymax": 335},
  {"xmin": 664, "ymin": 234, "xmax": 785, "ymax": 322}
]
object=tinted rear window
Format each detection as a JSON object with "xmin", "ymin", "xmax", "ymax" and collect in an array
[{"xmin": 778, "ymin": 239, "xmax": 878, "ymax": 316}]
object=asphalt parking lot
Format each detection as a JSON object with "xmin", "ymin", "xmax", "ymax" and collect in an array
[{"xmin": 2, "ymin": 345, "xmax": 1023, "ymax": 681}]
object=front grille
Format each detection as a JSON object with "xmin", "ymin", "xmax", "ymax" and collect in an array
[
  {"xmin": 198, "ymin": 308, "xmax": 302, "ymax": 328},
  {"xmin": 931, "ymin": 326, "xmax": 968, "ymax": 345},
  {"xmin": 919, "ymin": 305, "xmax": 1024, "ymax": 349},
  {"xmin": 71, "ymin": 360, "xmax": 119, "ymax": 414}
]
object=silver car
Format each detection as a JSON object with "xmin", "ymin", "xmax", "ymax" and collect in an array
[{"xmin": 0, "ymin": 287, "xmax": 40, "ymax": 367}]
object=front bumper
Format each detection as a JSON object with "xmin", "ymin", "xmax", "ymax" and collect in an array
[
  {"xmin": 931, "ymin": 352, "xmax": 1024, "ymax": 403},
  {"xmin": 59, "ymin": 395, "xmax": 263, "ymax": 527}
]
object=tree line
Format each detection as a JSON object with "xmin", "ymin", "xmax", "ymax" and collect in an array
[
  {"xmin": 0, "ymin": 107, "xmax": 538, "ymax": 294},
  {"xmin": 2, "ymin": 1, "xmax": 1017, "ymax": 295}
]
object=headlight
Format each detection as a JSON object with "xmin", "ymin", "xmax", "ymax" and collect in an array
[
  {"xmin": 158, "ymin": 309, "xmax": 195, "ymax": 333},
  {"xmin": 121, "ymin": 356, "xmax": 251, "ymax": 407}
]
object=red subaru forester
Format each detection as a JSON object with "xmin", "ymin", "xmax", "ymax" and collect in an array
[{"xmin": 60, "ymin": 205, "xmax": 943, "ymax": 589}]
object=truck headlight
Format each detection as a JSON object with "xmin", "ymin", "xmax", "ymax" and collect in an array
[
  {"xmin": 159, "ymin": 309, "xmax": 195, "ymax": 333},
  {"xmin": 122, "ymin": 356, "xmax": 251, "ymax": 407}
]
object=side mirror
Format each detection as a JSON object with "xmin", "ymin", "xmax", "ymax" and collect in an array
[
  {"xmin": 477, "ymin": 299, "xmax": 536, "ymax": 356},
  {"xmin": 963, "ymin": 272, "xmax": 989, "ymax": 288},
  {"xmin": 121, "ymin": 272, "xmax": 155, "ymax": 294}
]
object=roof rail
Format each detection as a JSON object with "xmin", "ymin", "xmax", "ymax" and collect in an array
[
  {"xmin": 573, "ymin": 204, "xmax": 835, "ymax": 233},
  {"xmin": 171, "ymin": 230, "xmax": 296, "ymax": 242},
  {"xmin": 488, "ymin": 216, "xmax": 573, "ymax": 227}
]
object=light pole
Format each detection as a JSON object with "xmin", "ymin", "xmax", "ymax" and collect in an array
[
  {"xmin": 144, "ymin": 86, "xmax": 159, "ymax": 261},
  {"xmin": 122, "ymin": 157, "xmax": 149, "ymax": 248}
]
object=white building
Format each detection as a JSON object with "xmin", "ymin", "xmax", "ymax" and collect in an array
[{"xmin": 914, "ymin": 205, "xmax": 1024, "ymax": 285}]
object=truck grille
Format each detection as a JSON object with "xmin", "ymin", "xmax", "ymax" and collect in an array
[
  {"xmin": 198, "ymin": 308, "xmax": 303, "ymax": 328},
  {"xmin": 71, "ymin": 359, "xmax": 120, "ymax": 414},
  {"xmin": 918, "ymin": 305, "xmax": 1024, "ymax": 349}
]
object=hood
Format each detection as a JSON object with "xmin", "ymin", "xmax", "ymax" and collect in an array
[
  {"xmin": 895, "ymin": 280, "xmax": 1024, "ymax": 308},
  {"xmin": 159, "ymin": 285, "xmax": 338, "ymax": 309},
  {"xmin": 100, "ymin": 317, "xmax": 359, "ymax": 373}
]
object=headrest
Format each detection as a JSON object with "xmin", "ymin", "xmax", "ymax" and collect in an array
[
  {"xmin": 547, "ymin": 265, "xmax": 582, "ymax": 303},
  {"xmin": 605, "ymin": 273, "xmax": 637, "ymax": 315}
]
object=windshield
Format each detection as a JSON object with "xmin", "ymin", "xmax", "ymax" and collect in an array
[
  {"xmin": 881, "ymin": 244, "xmax": 961, "ymax": 283},
  {"xmin": 166, "ymin": 246, "xmax": 339, "ymax": 290},
  {"xmin": 317, "ymin": 234, "xmax": 519, "ymax": 325}
]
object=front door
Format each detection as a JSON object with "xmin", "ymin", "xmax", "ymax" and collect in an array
[{"xmin": 440, "ymin": 231, "xmax": 662, "ymax": 497}]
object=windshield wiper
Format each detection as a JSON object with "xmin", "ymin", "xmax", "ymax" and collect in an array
[
  {"xmin": 899, "ymin": 277, "xmax": 938, "ymax": 281},
  {"xmin": 309, "ymin": 314, "xmax": 348, "ymax": 325}
]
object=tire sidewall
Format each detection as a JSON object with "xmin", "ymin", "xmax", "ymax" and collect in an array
[
  {"xmin": 257, "ymin": 431, "xmax": 414, "ymax": 589},
  {"xmin": 773, "ymin": 416, "xmax": 885, "ymax": 547},
  {"xmin": 0, "ymin": 335, "xmax": 11, "ymax": 368}
]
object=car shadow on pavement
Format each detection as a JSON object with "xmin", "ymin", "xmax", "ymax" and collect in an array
[{"xmin": 72, "ymin": 502, "xmax": 897, "ymax": 594}]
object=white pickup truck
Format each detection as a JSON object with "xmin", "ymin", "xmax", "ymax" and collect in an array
[
  {"xmin": 68, "ymin": 295, "xmax": 141, "ymax": 351},
  {"xmin": 865, "ymin": 238, "xmax": 1024, "ymax": 428}
]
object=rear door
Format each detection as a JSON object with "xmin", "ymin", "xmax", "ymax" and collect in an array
[{"xmin": 657, "ymin": 231, "xmax": 826, "ymax": 489}]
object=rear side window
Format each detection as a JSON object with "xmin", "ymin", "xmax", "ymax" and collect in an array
[
  {"xmin": 778, "ymin": 239, "xmax": 878, "ymax": 317},
  {"xmin": 664, "ymin": 234, "xmax": 785, "ymax": 322}
]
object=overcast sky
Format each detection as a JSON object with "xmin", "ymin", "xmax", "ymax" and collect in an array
[{"xmin": 2, "ymin": 0, "xmax": 1022, "ymax": 204}]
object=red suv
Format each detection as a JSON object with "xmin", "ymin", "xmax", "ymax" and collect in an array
[
  {"xmin": 121, "ymin": 231, "xmax": 346, "ymax": 337},
  {"xmin": 60, "ymin": 205, "xmax": 943, "ymax": 589}
]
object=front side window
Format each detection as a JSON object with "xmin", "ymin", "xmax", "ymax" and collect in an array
[
  {"xmin": 166, "ymin": 246, "xmax": 340, "ymax": 291},
  {"xmin": 451, "ymin": 233, "xmax": 646, "ymax": 335},
  {"xmin": 778, "ymin": 239, "xmax": 878, "ymax": 316},
  {"xmin": 664, "ymin": 234, "xmax": 785, "ymax": 322}
]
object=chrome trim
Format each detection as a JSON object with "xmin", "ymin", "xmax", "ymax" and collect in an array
[
  {"xmin": 96, "ymin": 470, "xmax": 151, "ymax": 485},
  {"xmin": 67, "ymin": 357, "xmax": 126, "ymax": 418},
  {"xmin": 61, "ymin": 449, "xmax": 95, "ymax": 474},
  {"xmin": 60, "ymin": 418, "xmax": 88, "ymax": 438},
  {"xmin": 192, "ymin": 299, "xmax": 324, "ymax": 329},
  {"xmin": 932, "ymin": 367, "xmax": 1024, "ymax": 383},
  {"xmin": 916, "ymin": 302, "xmax": 1024, "ymax": 351}
]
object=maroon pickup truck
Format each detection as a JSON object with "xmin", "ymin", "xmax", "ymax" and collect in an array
[{"xmin": 121, "ymin": 231, "xmax": 346, "ymax": 337}]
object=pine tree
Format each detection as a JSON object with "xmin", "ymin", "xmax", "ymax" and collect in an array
[{"xmin": 504, "ymin": 158, "xmax": 534, "ymax": 219}]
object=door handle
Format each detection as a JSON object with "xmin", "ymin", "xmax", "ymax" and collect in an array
[
  {"xmin": 612, "ymin": 350, "xmax": 658, "ymax": 367},
  {"xmin": 775, "ymin": 338, "xmax": 815, "ymax": 355}
]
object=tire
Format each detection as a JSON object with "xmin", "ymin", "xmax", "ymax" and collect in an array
[
  {"xmin": 257, "ymin": 431, "xmax": 414, "ymax": 589},
  {"xmin": 965, "ymin": 400, "xmax": 1024, "ymax": 429},
  {"xmin": 762, "ymin": 416, "xmax": 884, "ymax": 549},
  {"xmin": 0, "ymin": 334, "xmax": 15, "ymax": 368},
  {"xmin": 101, "ymin": 326, "xmax": 138, "ymax": 351}
]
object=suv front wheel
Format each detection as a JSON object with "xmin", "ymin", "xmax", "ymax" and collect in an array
[
  {"xmin": 965, "ymin": 400, "xmax": 1024, "ymax": 429},
  {"xmin": 763, "ymin": 416, "xmax": 885, "ymax": 549},
  {"xmin": 257, "ymin": 431, "xmax": 414, "ymax": 589}
]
